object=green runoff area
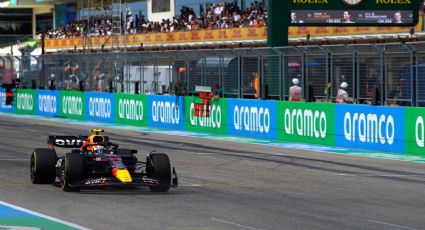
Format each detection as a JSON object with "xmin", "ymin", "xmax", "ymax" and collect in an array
[{"xmin": 0, "ymin": 201, "xmax": 87, "ymax": 230}]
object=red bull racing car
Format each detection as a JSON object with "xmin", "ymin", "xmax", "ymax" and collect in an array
[{"xmin": 30, "ymin": 129, "xmax": 178, "ymax": 192}]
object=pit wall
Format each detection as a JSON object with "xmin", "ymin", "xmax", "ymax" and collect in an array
[{"xmin": 1, "ymin": 89, "xmax": 424, "ymax": 156}]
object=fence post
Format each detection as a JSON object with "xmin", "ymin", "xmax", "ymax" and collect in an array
[
  {"xmin": 135, "ymin": 81, "xmax": 139, "ymax": 94},
  {"xmin": 79, "ymin": 81, "xmax": 84, "ymax": 91}
]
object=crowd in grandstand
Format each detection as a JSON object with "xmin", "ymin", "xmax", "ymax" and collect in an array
[
  {"xmin": 43, "ymin": 20, "xmax": 113, "ymax": 39},
  {"xmin": 138, "ymin": 1, "xmax": 266, "ymax": 33},
  {"xmin": 43, "ymin": 1, "xmax": 267, "ymax": 39}
]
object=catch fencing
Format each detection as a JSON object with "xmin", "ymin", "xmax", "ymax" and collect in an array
[{"xmin": 1, "ymin": 41, "xmax": 425, "ymax": 106}]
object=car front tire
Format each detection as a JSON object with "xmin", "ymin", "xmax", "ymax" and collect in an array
[
  {"xmin": 147, "ymin": 153, "xmax": 171, "ymax": 192},
  {"xmin": 30, "ymin": 148, "xmax": 57, "ymax": 184},
  {"xmin": 60, "ymin": 152, "xmax": 84, "ymax": 192}
]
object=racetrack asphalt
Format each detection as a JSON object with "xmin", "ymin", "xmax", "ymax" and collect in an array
[{"xmin": 0, "ymin": 115, "xmax": 425, "ymax": 230}]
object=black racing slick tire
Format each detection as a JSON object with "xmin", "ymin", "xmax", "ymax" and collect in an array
[
  {"xmin": 60, "ymin": 152, "xmax": 84, "ymax": 192},
  {"xmin": 30, "ymin": 148, "xmax": 57, "ymax": 184},
  {"xmin": 147, "ymin": 153, "xmax": 171, "ymax": 192}
]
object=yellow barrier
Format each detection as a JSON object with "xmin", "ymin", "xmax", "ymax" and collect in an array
[
  {"xmin": 44, "ymin": 17, "xmax": 423, "ymax": 50},
  {"xmin": 44, "ymin": 27, "xmax": 268, "ymax": 49}
]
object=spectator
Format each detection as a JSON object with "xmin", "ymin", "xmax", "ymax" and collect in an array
[
  {"xmin": 96, "ymin": 74, "xmax": 106, "ymax": 92},
  {"xmin": 250, "ymin": 72, "xmax": 260, "ymax": 99},
  {"xmin": 212, "ymin": 83, "xmax": 223, "ymax": 100},
  {"xmin": 135, "ymin": 15, "xmax": 140, "ymax": 30},
  {"xmin": 48, "ymin": 74, "xmax": 57, "ymax": 90},
  {"xmin": 43, "ymin": 1, "xmax": 268, "ymax": 39},
  {"xmin": 336, "ymin": 82, "xmax": 353, "ymax": 104},
  {"xmin": 175, "ymin": 82, "xmax": 186, "ymax": 96},
  {"xmin": 289, "ymin": 78, "xmax": 302, "ymax": 101},
  {"xmin": 126, "ymin": 10, "xmax": 134, "ymax": 33},
  {"xmin": 68, "ymin": 73, "xmax": 79, "ymax": 90},
  {"xmin": 66, "ymin": 64, "xmax": 80, "ymax": 91}
]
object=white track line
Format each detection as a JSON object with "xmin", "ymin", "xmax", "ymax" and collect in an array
[
  {"xmin": 0, "ymin": 201, "xmax": 91, "ymax": 230},
  {"xmin": 368, "ymin": 220, "xmax": 419, "ymax": 230},
  {"xmin": 211, "ymin": 217, "xmax": 258, "ymax": 230},
  {"xmin": 177, "ymin": 180, "xmax": 202, "ymax": 187},
  {"xmin": 0, "ymin": 226, "xmax": 40, "ymax": 230}
]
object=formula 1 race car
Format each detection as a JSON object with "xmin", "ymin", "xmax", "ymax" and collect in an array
[{"xmin": 30, "ymin": 129, "xmax": 178, "ymax": 192}]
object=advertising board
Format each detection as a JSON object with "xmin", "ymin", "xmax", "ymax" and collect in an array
[
  {"xmin": 60, "ymin": 90, "xmax": 85, "ymax": 120},
  {"xmin": 85, "ymin": 92, "xmax": 115, "ymax": 123},
  {"xmin": 114, "ymin": 93, "xmax": 147, "ymax": 126},
  {"xmin": 184, "ymin": 96, "xmax": 228, "ymax": 134},
  {"xmin": 15, "ymin": 89, "xmax": 36, "ymax": 115},
  {"xmin": 36, "ymin": 90, "xmax": 60, "ymax": 117},
  {"xmin": 277, "ymin": 102, "xmax": 335, "ymax": 145},
  {"xmin": 147, "ymin": 95, "xmax": 185, "ymax": 130},
  {"xmin": 0, "ymin": 88, "xmax": 14, "ymax": 113},
  {"xmin": 227, "ymin": 99, "xmax": 277, "ymax": 139},
  {"xmin": 336, "ymin": 104, "xmax": 405, "ymax": 153}
]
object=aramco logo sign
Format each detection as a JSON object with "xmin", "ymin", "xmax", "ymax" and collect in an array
[
  {"xmin": 38, "ymin": 94, "xmax": 57, "ymax": 113},
  {"xmin": 233, "ymin": 106, "xmax": 270, "ymax": 133},
  {"xmin": 283, "ymin": 108, "xmax": 327, "ymax": 138},
  {"xmin": 343, "ymin": 112, "xmax": 395, "ymax": 145},
  {"xmin": 16, "ymin": 93, "xmax": 33, "ymax": 111},
  {"xmin": 62, "ymin": 96, "xmax": 83, "ymax": 116},
  {"xmin": 89, "ymin": 97, "xmax": 112, "ymax": 119},
  {"xmin": 151, "ymin": 100, "xmax": 180, "ymax": 124},
  {"xmin": 118, "ymin": 98, "xmax": 143, "ymax": 121}
]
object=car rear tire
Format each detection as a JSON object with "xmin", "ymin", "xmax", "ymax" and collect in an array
[
  {"xmin": 30, "ymin": 148, "xmax": 57, "ymax": 184},
  {"xmin": 147, "ymin": 153, "xmax": 171, "ymax": 192},
  {"xmin": 60, "ymin": 152, "xmax": 84, "ymax": 192}
]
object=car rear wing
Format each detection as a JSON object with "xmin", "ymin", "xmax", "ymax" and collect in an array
[
  {"xmin": 47, "ymin": 135, "xmax": 110, "ymax": 148},
  {"xmin": 48, "ymin": 136, "xmax": 84, "ymax": 148}
]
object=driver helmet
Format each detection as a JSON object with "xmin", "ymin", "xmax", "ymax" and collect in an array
[
  {"xmin": 90, "ymin": 145, "xmax": 106, "ymax": 155},
  {"xmin": 340, "ymin": 82, "xmax": 348, "ymax": 89},
  {"xmin": 292, "ymin": 78, "xmax": 299, "ymax": 85}
]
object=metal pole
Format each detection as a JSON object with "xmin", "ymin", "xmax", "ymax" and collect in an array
[
  {"xmin": 123, "ymin": 3, "xmax": 126, "ymax": 51},
  {"xmin": 125, "ymin": 52, "xmax": 129, "ymax": 93},
  {"xmin": 411, "ymin": 50, "xmax": 415, "ymax": 106},
  {"xmin": 258, "ymin": 54, "xmax": 262, "ymax": 99},
  {"xmin": 381, "ymin": 50, "xmax": 385, "ymax": 105},
  {"xmin": 279, "ymin": 53, "xmax": 283, "ymax": 101},
  {"xmin": 139, "ymin": 54, "xmax": 143, "ymax": 94},
  {"xmin": 185, "ymin": 55, "xmax": 189, "ymax": 95},
  {"xmin": 352, "ymin": 50, "xmax": 358, "ymax": 104},
  {"xmin": 238, "ymin": 55, "xmax": 242, "ymax": 98}
]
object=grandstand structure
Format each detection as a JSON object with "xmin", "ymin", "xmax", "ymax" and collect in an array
[
  {"xmin": 80, "ymin": 0, "xmax": 129, "ymax": 51},
  {"xmin": 0, "ymin": 0, "xmax": 423, "ymax": 53},
  {"xmin": 40, "ymin": 0, "xmax": 425, "ymax": 52}
]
